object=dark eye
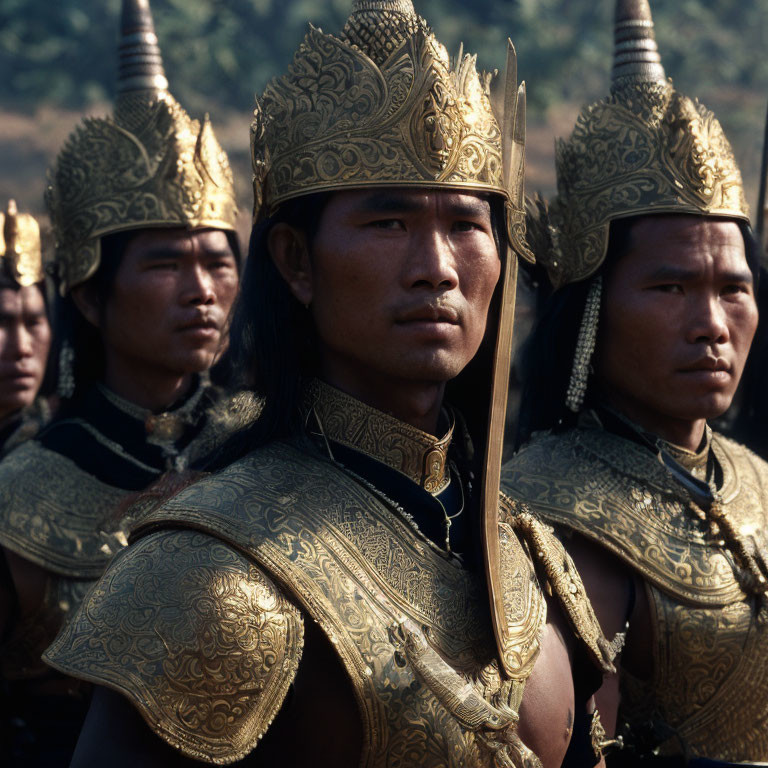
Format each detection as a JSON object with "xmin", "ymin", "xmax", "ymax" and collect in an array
[
  {"xmin": 722, "ymin": 283, "xmax": 749, "ymax": 296},
  {"xmin": 651, "ymin": 284, "xmax": 683, "ymax": 294},
  {"xmin": 369, "ymin": 219, "xmax": 404, "ymax": 231},
  {"xmin": 453, "ymin": 220, "xmax": 481, "ymax": 233},
  {"xmin": 147, "ymin": 261, "xmax": 178, "ymax": 271},
  {"xmin": 209, "ymin": 259, "xmax": 234, "ymax": 271}
]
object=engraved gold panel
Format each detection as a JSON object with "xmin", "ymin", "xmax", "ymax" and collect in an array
[
  {"xmin": 45, "ymin": 529, "xmax": 303, "ymax": 765},
  {"xmin": 504, "ymin": 427, "xmax": 768, "ymax": 760},
  {"xmin": 48, "ymin": 439, "xmax": 558, "ymax": 766},
  {"xmin": 0, "ymin": 441, "xmax": 130, "ymax": 578},
  {"xmin": 0, "ymin": 390, "xmax": 258, "ymax": 579},
  {"xmin": 503, "ymin": 429, "xmax": 748, "ymax": 604},
  {"xmin": 619, "ymin": 587, "xmax": 768, "ymax": 760}
]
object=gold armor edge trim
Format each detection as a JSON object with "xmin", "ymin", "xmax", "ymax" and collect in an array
[
  {"xmin": 266, "ymin": 180, "xmax": 511, "ymax": 214},
  {"xmin": 503, "ymin": 430, "xmax": 749, "ymax": 606},
  {"xmin": 500, "ymin": 495, "xmax": 618, "ymax": 674},
  {"xmin": 309, "ymin": 379, "xmax": 454, "ymax": 494}
]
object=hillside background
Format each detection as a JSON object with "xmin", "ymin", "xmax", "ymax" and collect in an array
[{"xmin": 2, "ymin": 0, "xmax": 767, "ymax": 239}]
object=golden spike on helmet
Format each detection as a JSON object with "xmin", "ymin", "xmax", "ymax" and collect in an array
[
  {"xmin": 250, "ymin": 0, "xmax": 532, "ymax": 261},
  {"xmin": 0, "ymin": 200, "xmax": 44, "ymax": 288},
  {"xmin": 46, "ymin": 0, "xmax": 238, "ymax": 295},
  {"xmin": 541, "ymin": 0, "xmax": 749, "ymax": 289}
]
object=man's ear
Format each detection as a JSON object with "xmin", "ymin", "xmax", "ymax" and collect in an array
[
  {"xmin": 268, "ymin": 224, "xmax": 313, "ymax": 306},
  {"xmin": 70, "ymin": 283, "xmax": 100, "ymax": 328}
]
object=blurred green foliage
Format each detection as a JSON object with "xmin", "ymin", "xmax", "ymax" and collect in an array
[{"xmin": 1, "ymin": 0, "xmax": 767, "ymax": 118}]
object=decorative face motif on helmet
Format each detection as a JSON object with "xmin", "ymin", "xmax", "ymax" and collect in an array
[{"xmin": 411, "ymin": 65, "xmax": 461, "ymax": 176}]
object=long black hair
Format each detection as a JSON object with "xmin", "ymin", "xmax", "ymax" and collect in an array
[
  {"xmin": 223, "ymin": 194, "xmax": 331, "ymax": 453},
  {"xmin": 729, "ymin": 262, "xmax": 768, "ymax": 456},
  {"xmin": 515, "ymin": 216, "xmax": 760, "ymax": 449}
]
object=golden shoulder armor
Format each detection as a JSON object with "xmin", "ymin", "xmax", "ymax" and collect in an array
[
  {"xmin": 44, "ymin": 528, "xmax": 304, "ymax": 765},
  {"xmin": 500, "ymin": 494, "xmax": 619, "ymax": 673},
  {"xmin": 502, "ymin": 429, "xmax": 768, "ymax": 606},
  {"xmin": 0, "ymin": 440, "xmax": 128, "ymax": 577}
]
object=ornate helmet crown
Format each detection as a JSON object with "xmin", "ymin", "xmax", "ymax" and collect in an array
[
  {"xmin": 0, "ymin": 200, "xmax": 44, "ymax": 287},
  {"xmin": 541, "ymin": 0, "xmax": 749, "ymax": 288},
  {"xmin": 46, "ymin": 0, "xmax": 238, "ymax": 295},
  {"xmin": 250, "ymin": 0, "xmax": 532, "ymax": 261}
]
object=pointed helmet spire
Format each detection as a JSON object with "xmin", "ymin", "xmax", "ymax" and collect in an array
[
  {"xmin": 117, "ymin": 0, "xmax": 168, "ymax": 95},
  {"xmin": 46, "ymin": 0, "xmax": 237, "ymax": 294},
  {"xmin": 611, "ymin": 0, "xmax": 666, "ymax": 88},
  {"xmin": 546, "ymin": 0, "xmax": 748, "ymax": 289},
  {"xmin": 0, "ymin": 199, "xmax": 44, "ymax": 287}
]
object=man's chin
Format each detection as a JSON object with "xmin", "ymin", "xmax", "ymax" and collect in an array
[
  {"xmin": 668, "ymin": 392, "xmax": 734, "ymax": 424},
  {"xmin": 168, "ymin": 351, "xmax": 217, "ymax": 376},
  {"xmin": 0, "ymin": 391, "xmax": 35, "ymax": 418}
]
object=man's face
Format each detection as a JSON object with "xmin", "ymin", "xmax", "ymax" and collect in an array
[
  {"xmin": 0, "ymin": 284, "xmax": 50, "ymax": 420},
  {"xmin": 595, "ymin": 215, "xmax": 758, "ymax": 428},
  {"xmin": 302, "ymin": 189, "xmax": 501, "ymax": 391},
  {"xmin": 98, "ymin": 228, "xmax": 238, "ymax": 379}
]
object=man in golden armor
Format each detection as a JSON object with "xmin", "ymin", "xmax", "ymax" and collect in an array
[
  {"xmin": 0, "ymin": 1, "xmax": 254, "ymax": 764},
  {"xmin": 44, "ymin": 2, "xmax": 617, "ymax": 766},
  {"xmin": 503, "ymin": 0, "xmax": 767, "ymax": 765},
  {"xmin": 0, "ymin": 200, "xmax": 52, "ymax": 457}
]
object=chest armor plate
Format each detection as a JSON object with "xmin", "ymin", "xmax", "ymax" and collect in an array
[
  {"xmin": 621, "ymin": 583, "xmax": 768, "ymax": 760},
  {"xmin": 504, "ymin": 428, "xmax": 768, "ymax": 761},
  {"xmin": 147, "ymin": 441, "xmax": 547, "ymax": 767}
]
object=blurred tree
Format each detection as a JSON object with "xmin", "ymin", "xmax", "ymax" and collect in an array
[
  {"xmin": 1, "ymin": 0, "xmax": 766, "ymax": 119},
  {"xmin": 1, "ymin": 0, "xmax": 766, "ymax": 215}
]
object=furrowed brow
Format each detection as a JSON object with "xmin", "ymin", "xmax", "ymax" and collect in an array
[
  {"xmin": 721, "ymin": 269, "xmax": 754, "ymax": 284},
  {"xmin": 646, "ymin": 265, "xmax": 753, "ymax": 284},
  {"xmin": 352, "ymin": 192, "xmax": 427, "ymax": 215},
  {"xmin": 201, "ymin": 247, "xmax": 235, "ymax": 259},
  {"xmin": 447, "ymin": 198, "xmax": 491, "ymax": 219},
  {"xmin": 137, "ymin": 245, "xmax": 189, "ymax": 261},
  {"xmin": 646, "ymin": 266, "xmax": 700, "ymax": 282}
]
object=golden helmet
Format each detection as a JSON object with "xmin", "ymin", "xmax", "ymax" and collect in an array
[
  {"xmin": 0, "ymin": 200, "xmax": 44, "ymax": 287},
  {"xmin": 250, "ymin": 0, "xmax": 532, "ymax": 262},
  {"xmin": 46, "ymin": 0, "xmax": 238, "ymax": 295},
  {"xmin": 539, "ymin": 0, "xmax": 749, "ymax": 289}
]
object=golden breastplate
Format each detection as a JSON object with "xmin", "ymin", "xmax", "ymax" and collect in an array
[
  {"xmin": 47, "ymin": 439, "xmax": 611, "ymax": 765},
  {"xmin": 503, "ymin": 428, "xmax": 768, "ymax": 761},
  {"xmin": 142, "ymin": 442, "xmax": 547, "ymax": 767},
  {"xmin": 621, "ymin": 584, "xmax": 768, "ymax": 760}
]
